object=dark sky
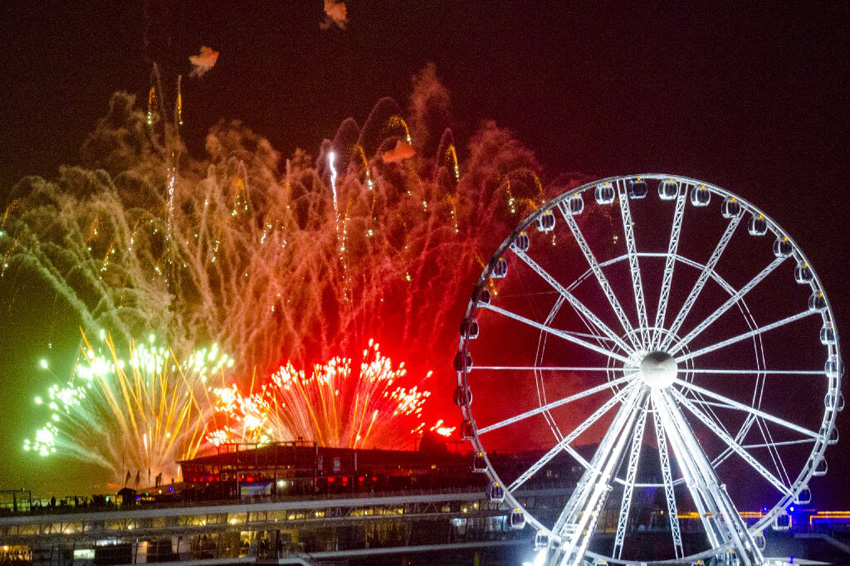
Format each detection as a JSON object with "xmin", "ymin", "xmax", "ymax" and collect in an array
[{"xmin": 0, "ymin": 1, "xmax": 848, "ymax": 508}]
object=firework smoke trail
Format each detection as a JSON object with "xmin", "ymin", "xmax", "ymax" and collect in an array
[
  {"xmin": 3, "ymin": 67, "xmax": 550, "ymax": 456},
  {"xmin": 207, "ymin": 340, "xmax": 436, "ymax": 449},
  {"xmin": 24, "ymin": 331, "xmax": 233, "ymax": 482}
]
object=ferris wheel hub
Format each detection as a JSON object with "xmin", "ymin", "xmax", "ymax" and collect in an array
[{"xmin": 639, "ymin": 351, "xmax": 678, "ymax": 389}]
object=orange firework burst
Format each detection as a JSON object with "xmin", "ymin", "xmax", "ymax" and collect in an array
[{"xmin": 208, "ymin": 340, "xmax": 438, "ymax": 449}]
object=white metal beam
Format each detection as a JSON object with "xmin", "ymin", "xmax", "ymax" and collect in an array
[
  {"xmin": 511, "ymin": 247, "xmax": 634, "ymax": 355},
  {"xmin": 558, "ymin": 201, "xmax": 639, "ymax": 350},
  {"xmin": 477, "ymin": 373, "xmax": 636, "ymax": 435},
  {"xmin": 652, "ymin": 186, "xmax": 687, "ymax": 350},
  {"xmin": 672, "ymin": 388, "xmax": 792, "ymax": 497},
  {"xmin": 612, "ymin": 408, "xmax": 648, "ymax": 560},
  {"xmin": 660, "ymin": 215, "xmax": 742, "ymax": 351},
  {"xmin": 670, "ymin": 256, "xmax": 786, "ymax": 354},
  {"xmin": 675, "ymin": 310, "xmax": 815, "ymax": 364},
  {"xmin": 508, "ymin": 383, "xmax": 638, "ymax": 492},
  {"xmin": 672, "ymin": 379, "xmax": 821, "ymax": 440},
  {"xmin": 481, "ymin": 303, "xmax": 633, "ymax": 364},
  {"xmin": 652, "ymin": 408, "xmax": 684, "ymax": 559},
  {"xmin": 617, "ymin": 181, "xmax": 650, "ymax": 349}
]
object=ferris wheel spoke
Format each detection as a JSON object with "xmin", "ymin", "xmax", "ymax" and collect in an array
[
  {"xmin": 477, "ymin": 373, "xmax": 636, "ymax": 435},
  {"xmin": 675, "ymin": 309, "xmax": 816, "ymax": 364},
  {"xmin": 508, "ymin": 383, "xmax": 638, "ymax": 492},
  {"xmin": 688, "ymin": 397, "xmax": 745, "ymax": 412},
  {"xmin": 684, "ymin": 368, "xmax": 828, "ymax": 376},
  {"xmin": 659, "ymin": 215, "xmax": 743, "ymax": 351},
  {"xmin": 480, "ymin": 303, "xmax": 633, "ymax": 364},
  {"xmin": 741, "ymin": 438, "xmax": 816, "ymax": 449},
  {"xmin": 474, "ymin": 365, "xmax": 624, "ymax": 372},
  {"xmin": 511, "ymin": 247, "xmax": 634, "ymax": 354},
  {"xmin": 672, "ymin": 378, "xmax": 822, "ymax": 440},
  {"xmin": 670, "ymin": 256, "xmax": 787, "ymax": 355},
  {"xmin": 688, "ymin": 390, "xmax": 735, "ymax": 443},
  {"xmin": 557, "ymin": 202, "xmax": 639, "ymax": 350},
  {"xmin": 754, "ymin": 418, "xmax": 794, "ymax": 489},
  {"xmin": 616, "ymin": 181, "xmax": 650, "ymax": 349},
  {"xmin": 652, "ymin": 188, "xmax": 687, "ymax": 351},
  {"xmin": 651, "ymin": 406, "xmax": 685, "ymax": 559},
  {"xmin": 671, "ymin": 389, "xmax": 792, "ymax": 496},
  {"xmin": 612, "ymin": 406, "xmax": 649, "ymax": 560}
]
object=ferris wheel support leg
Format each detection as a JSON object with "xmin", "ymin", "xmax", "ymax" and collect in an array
[
  {"xmin": 652, "ymin": 391, "xmax": 722, "ymax": 550},
  {"xmin": 612, "ymin": 408, "xmax": 649, "ymax": 560},
  {"xmin": 653, "ymin": 409, "xmax": 685, "ymax": 559},
  {"xmin": 550, "ymin": 387, "xmax": 646, "ymax": 566},
  {"xmin": 655, "ymin": 390, "xmax": 765, "ymax": 566},
  {"xmin": 552, "ymin": 387, "xmax": 638, "ymax": 535}
]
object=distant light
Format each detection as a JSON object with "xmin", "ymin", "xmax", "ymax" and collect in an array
[
  {"xmin": 39, "ymin": 359, "xmax": 48, "ymax": 370},
  {"xmin": 522, "ymin": 548, "xmax": 548, "ymax": 566},
  {"xmin": 790, "ymin": 506, "xmax": 795, "ymax": 512}
]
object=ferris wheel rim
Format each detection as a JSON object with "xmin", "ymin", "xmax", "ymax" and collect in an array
[{"xmin": 457, "ymin": 173, "xmax": 843, "ymax": 562}]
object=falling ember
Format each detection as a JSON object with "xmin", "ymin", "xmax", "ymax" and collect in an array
[
  {"xmin": 147, "ymin": 85, "xmax": 157, "ymax": 126},
  {"xmin": 207, "ymin": 341, "xmax": 433, "ymax": 450},
  {"xmin": 429, "ymin": 419, "xmax": 457, "ymax": 438},
  {"xmin": 175, "ymin": 75, "xmax": 183, "ymax": 128},
  {"xmin": 23, "ymin": 330, "xmax": 233, "ymax": 484}
]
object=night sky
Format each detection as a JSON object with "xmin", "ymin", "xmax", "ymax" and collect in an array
[{"xmin": 0, "ymin": 1, "xmax": 848, "ymax": 506}]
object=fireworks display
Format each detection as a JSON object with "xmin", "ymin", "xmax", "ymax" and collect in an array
[
  {"xmin": 24, "ymin": 331, "xmax": 233, "ymax": 483},
  {"xmin": 4, "ymin": 65, "xmax": 547, "ymax": 484},
  {"xmin": 207, "ymin": 339, "xmax": 436, "ymax": 450}
]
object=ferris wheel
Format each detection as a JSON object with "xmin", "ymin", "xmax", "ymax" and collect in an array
[{"xmin": 454, "ymin": 174, "xmax": 842, "ymax": 566}]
